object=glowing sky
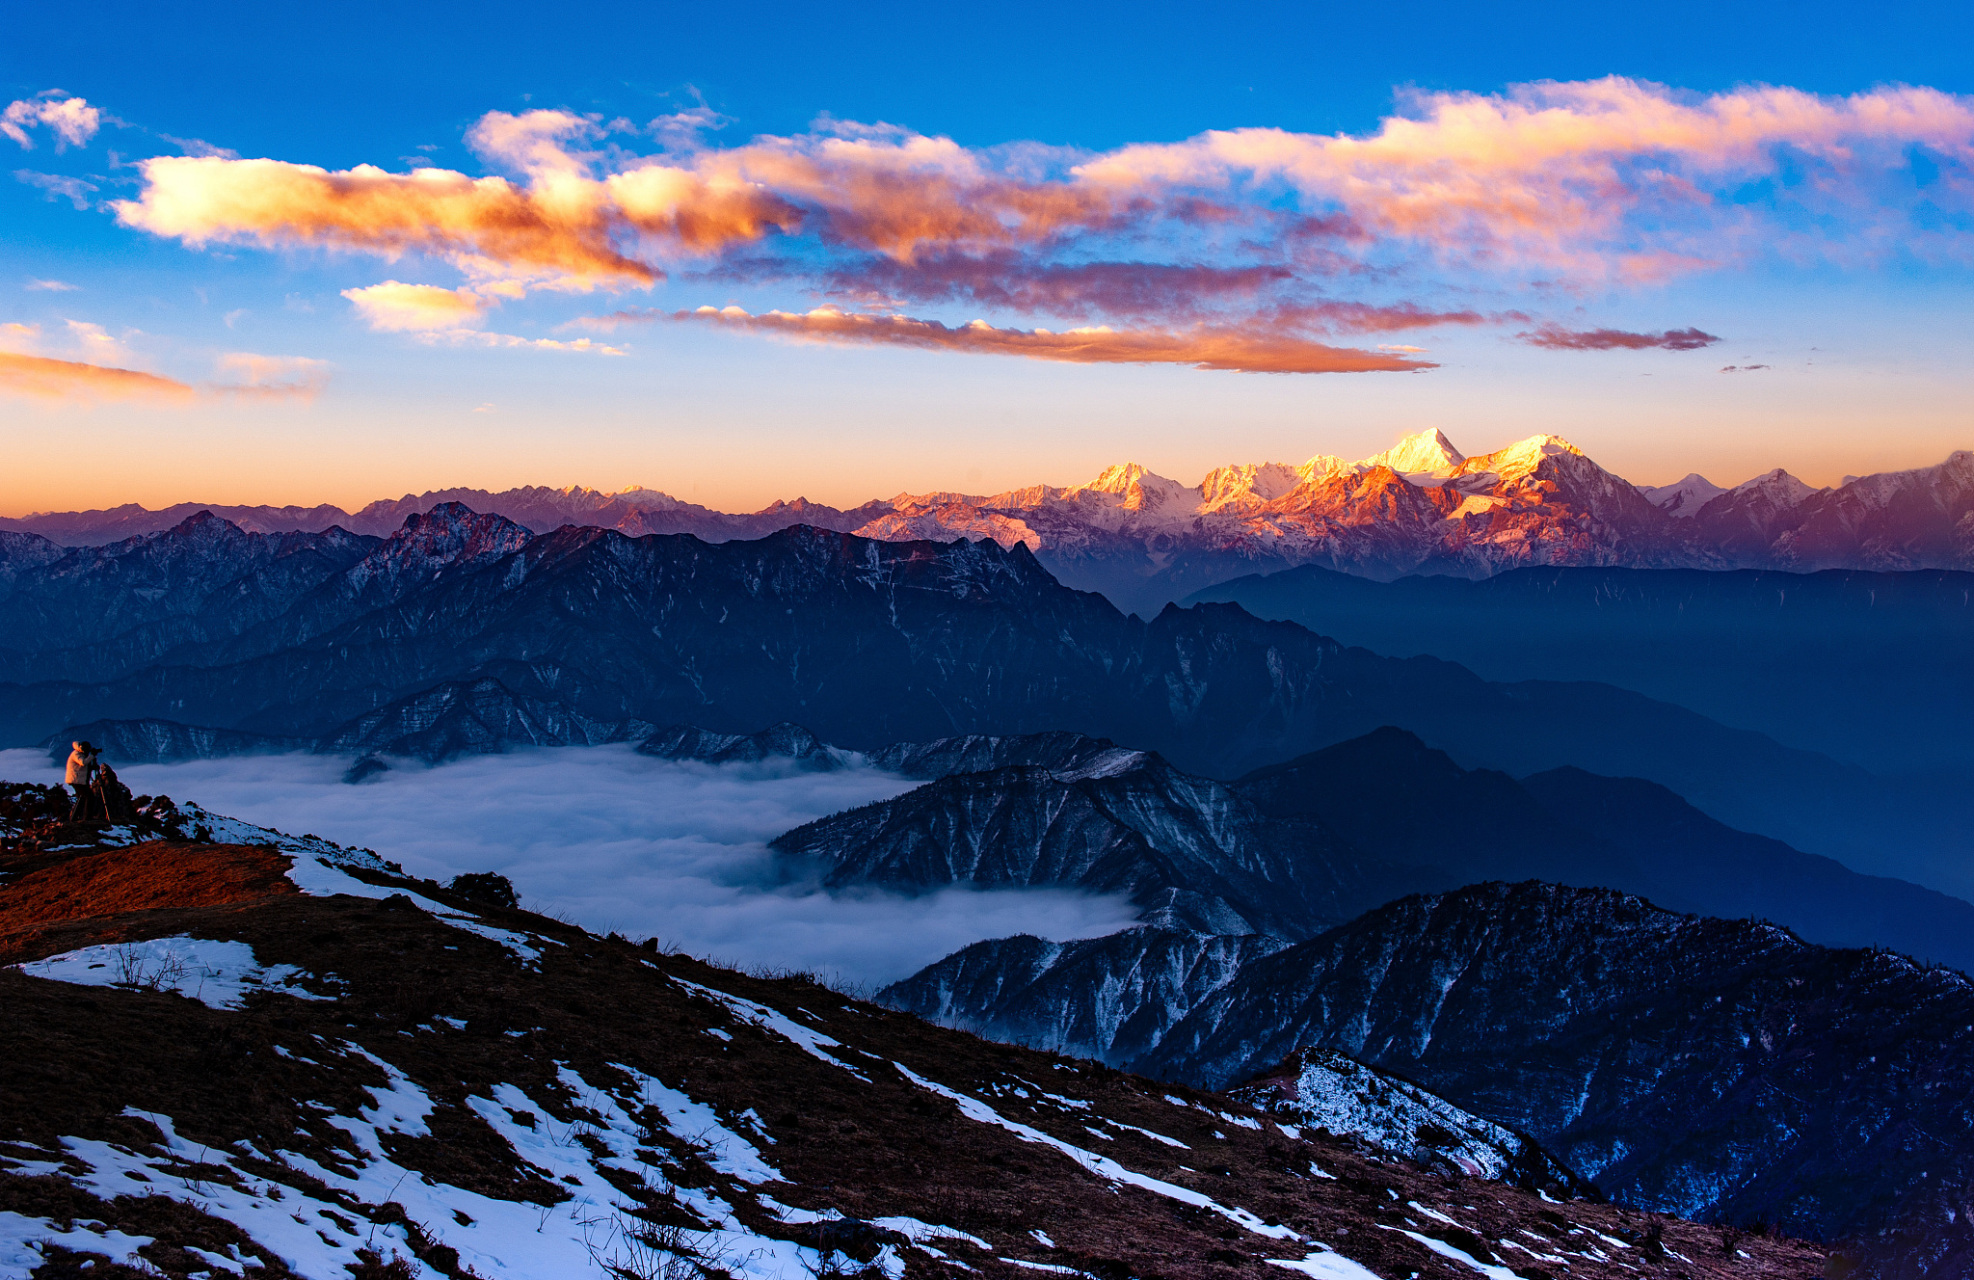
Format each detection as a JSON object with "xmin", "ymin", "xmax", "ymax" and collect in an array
[{"xmin": 3, "ymin": 0, "xmax": 1971, "ymax": 516}]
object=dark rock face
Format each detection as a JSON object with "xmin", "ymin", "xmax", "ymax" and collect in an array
[
  {"xmin": 772, "ymin": 753, "xmax": 1369, "ymax": 938},
  {"xmin": 0, "ymin": 530, "xmax": 64, "ymax": 588},
  {"xmin": 883, "ymin": 928, "xmax": 1288, "ymax": 1065},
  {"xmin": 638, "ymin": 722, "xmax": 844, "ymax": 769},
  {"xmin": 0, "ymin": 512, "xmax": 378, "ymax": 685},
  {"xmin": 1135, "ymin": 882, "xmax": 1974, "ymax": 1274},
  {"xmin": 316, "ymin": 677, "xmax": 654, "ymax": 762},
  {"xmin": 865, "ymin": 730, "xmax": 1145, "ymax": 780},
  {"xmin": 39, "ymin": 718, "xmax": 302, "ymax": 765}
]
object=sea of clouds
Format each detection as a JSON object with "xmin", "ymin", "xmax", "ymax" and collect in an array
[{"xmin": 0, "ymin": 745, "xmax": 1139, "ymax": 987}]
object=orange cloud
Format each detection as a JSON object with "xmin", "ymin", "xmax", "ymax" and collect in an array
[
  {"xmin": 678, "ymin": 306, "xmax": 1432, "ymax": 374},
  {"xmin": 0, "ymin": 351, "xmax": 194, "ymax": 401},
  {"xmin": 104, "ymin": 82, "xmax": 1973, "ymax": 374},
  {"xmin": 211, "ymin": 352, "xmax": 331, "ymax": 399},
  {"xmin": 341, "ymin": 281, "xmax": 489, "ymax": 331},
  {"xmin": 117, "ymin": 154, "xmax": 657, "ymax": 291}
]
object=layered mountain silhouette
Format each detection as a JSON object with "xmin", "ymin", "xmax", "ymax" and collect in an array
[
  {"xmin": 7, "ymin": 431, "xmax": 1972, "ymax": 613},
  {"xmin": 1188, "ymin": 562, "xmax": 1974, "ymax": 774},
  {"xmin": 770, "ymin": 748, "xmax": 1372, "ymax": 938},
  {"xmin": 1, "ymin": 504, "xmax": 1959, "ymax": 880}
]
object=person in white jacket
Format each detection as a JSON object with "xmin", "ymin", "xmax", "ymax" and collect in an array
[{"xmin": 64, "ymin": 740, "xmax": 100, "ymax": 820}]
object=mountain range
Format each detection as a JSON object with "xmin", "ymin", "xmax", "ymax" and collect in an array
[
  {"xmin": 1, "ymin": 504, "xmax": 1955, "ymax": 883},
  {"xmin": 6, "ymin": 431, "xmax": 1972, "ymax": 614}
]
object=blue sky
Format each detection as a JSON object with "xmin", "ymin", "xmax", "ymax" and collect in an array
[{"xmin": 3, "ymin": 0, "xmax": 1971, "ymax": 514}]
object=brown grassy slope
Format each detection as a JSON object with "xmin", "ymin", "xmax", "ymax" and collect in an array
[
  {"xmin": 0, "ymin": 839, "xmax": 296, "ymax": 963},
  {"xmin": 0, "ymin": 840, "xmax": 1828, "ymax": 1280}
]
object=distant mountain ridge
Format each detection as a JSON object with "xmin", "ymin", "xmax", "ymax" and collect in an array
[
  {"xmin": 1185, "ymin": 562, "xmax": 1974, "ymax": 776},
  {"xmin": 8, "ymin": 432, "xmax": 1972, "ymax": 613},
  {"xmin": 5, "ymin": 504, "xmax": 1950, "ymax": 881}
]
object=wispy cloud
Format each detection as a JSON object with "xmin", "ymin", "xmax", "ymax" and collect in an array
[
  {"xmin": 342, "ymin": 280, "xmax": 491, "ymax": 331},
  {"xmin": 24, "ymin": 278, "xmax": 77, "ymax": 292},
  {"xmin": 211, "ymin": 351, "xmax": 331, "ymax": 399},
  {"xmin": 680, "ymin": 305, "xmax": 1433, "ymax": 373},
  {"xmin": 1517, "ymin": 324, "xmax": 1721, "ymax": 351},
  {"xmin": 1, "ymin": 93, "xmax": 102, "ymax": 150},
  {"xmin": 15, "ymin": 169, "xmax": 98, "ymax": 209}
]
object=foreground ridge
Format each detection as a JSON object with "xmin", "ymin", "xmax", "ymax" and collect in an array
[{"xmin": 0, "ymin": 791, "xmax": 1822, "ymax": 1279}]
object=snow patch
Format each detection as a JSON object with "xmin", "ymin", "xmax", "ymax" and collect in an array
[
  {"xmin": 0, "ymin": 1211, "xmax": 158, "ymax": 1275},
  {"xmin": 14, "ymin": 936, "xmax": 328, "ymax": 1009},
  {"xmin": 1267, "ymin": 1249, "xmax": 1388, "ymax": 1280},
  {"xmin": 892, "ymin": 1062, "xmax": 1297, "ymax": 1241}
]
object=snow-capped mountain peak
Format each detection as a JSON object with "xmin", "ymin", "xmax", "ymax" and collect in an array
[
  {"xmin": 1730, "ymin": 467, "xmax": 1820, "ymax": 506},
  {"xmin": 1459, "ymin": 433, "xmax": 1584, "ymax": 481},
  {"xmin": 610, "ymin": 485, "xmax": 693, "ymax": 511},
  {"xmin": 1069, "ymin": 463, "xmax": 1194, "ymax": 514},
  {"xmin": 1640, "ymin": 473, "xmax": 1727, "ymax": 517},
  {"xmin": 1198, "ymin": 463, "xmax": 1305, "ymax": 513},
  {"xmin": 1357, "ymin": 428, "xmax": 1466, "ymax": 477}
]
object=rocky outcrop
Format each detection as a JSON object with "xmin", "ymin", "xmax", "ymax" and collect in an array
[
  {"xmin": 638, "ymin": 722, "xmax": 846, "ymax": 769},
  {"xmin": 1231, "ymin": 1047, "xmax": 1594, "ymax": 1198},
  {"xmin": 891, "ymin": 879, "xmax": 1974, "ymax": 1274},
  {"xmin": 1136, "ymin": 882, "xmax": 1974, "ymax": 1271},
  {"xmin": 774, "ymin": 750, "xmax": 1367, "ymax": 938}
]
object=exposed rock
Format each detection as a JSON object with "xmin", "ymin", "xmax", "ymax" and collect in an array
[
  {"xmin": 638, "ymin": 722, "xmax": 844, "ymax": 769},
  {"xmin": 1231, "ymin": 1047, "xmax": 1594, "ymax": 1198}
]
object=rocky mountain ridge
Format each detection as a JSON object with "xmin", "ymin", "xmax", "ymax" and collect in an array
[
  {"xmin": 737, "ymin": 723, "xmax": 1974, "ymax": 975},
  {"xmin": 885, "ymin": 881, "xmax": 1974, "ymax": 1278},
  {"xmin": 8, "ymin": 432, "xmax": 1972, "ymax": 613}
]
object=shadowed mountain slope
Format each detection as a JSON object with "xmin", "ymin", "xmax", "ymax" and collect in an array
[{"xmin": 1133, "ymin": 882, "xmax": 1974, "ymax": 1277}]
